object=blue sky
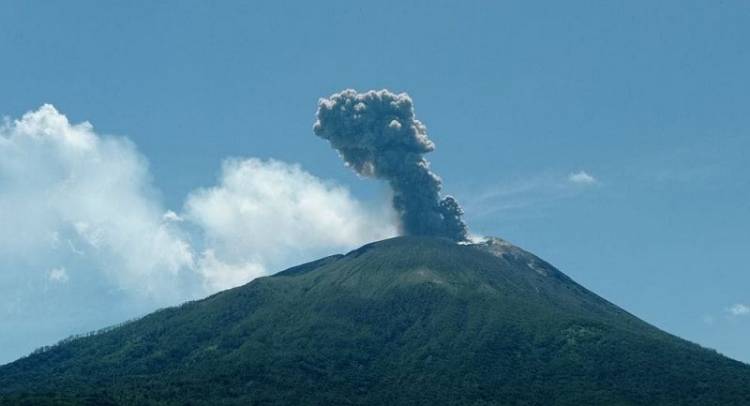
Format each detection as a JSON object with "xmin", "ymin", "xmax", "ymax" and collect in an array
[{"xmin": 1, "ymin": 1, "xmax": 749, "ymax": 364}]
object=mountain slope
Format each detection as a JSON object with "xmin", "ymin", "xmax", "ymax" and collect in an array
[{"xmin": 2, "ymin": 236, "xmax": 749, "ymax": 405}]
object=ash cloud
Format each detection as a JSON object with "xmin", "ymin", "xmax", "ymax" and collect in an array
[{"xmin": 313, "ymin": 89, "xmax": 468, "ymax": 241}]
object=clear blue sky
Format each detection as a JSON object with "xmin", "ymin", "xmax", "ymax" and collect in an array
[{"xmin": 1, "ymin": 1, "xmax": 749, "ymax": 364}]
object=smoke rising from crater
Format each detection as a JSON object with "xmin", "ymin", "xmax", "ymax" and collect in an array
[{"xmin": 313, "ymin": 89, "xmax": 468, "ymax": 241}]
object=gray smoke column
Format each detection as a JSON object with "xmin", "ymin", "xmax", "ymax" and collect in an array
[{"xmin": 313, "ymin": 89, "xmax": 468, "ymax": 241}]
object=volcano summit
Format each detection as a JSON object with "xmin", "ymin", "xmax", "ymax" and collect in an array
[{"xmin": 2, "ymin": 236, "xmax": 749, "ymax": 405}]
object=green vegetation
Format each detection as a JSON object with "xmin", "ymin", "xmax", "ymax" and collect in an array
[{"xmin": 2, "ymin": 236, "xmax": 749, "ymax": 405}]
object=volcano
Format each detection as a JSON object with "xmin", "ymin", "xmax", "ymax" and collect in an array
[{"xmin": 2, "ymin": 236, "xmax": 749, "ymax": 405}]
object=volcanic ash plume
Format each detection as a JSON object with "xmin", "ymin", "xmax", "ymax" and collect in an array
[{"xmin": 313, "ymin": 89, "xmax": 468, "ymax": 241}]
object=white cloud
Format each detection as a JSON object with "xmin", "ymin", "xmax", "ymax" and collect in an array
[
  {"xmin": 0, "ymin": 104, "xmax": 196, "ymax": 302},
  {"xmin": 0, "ymin": 105, "xmax": 393, "ymax": 296},
  {"xmin": 727, "ymin": 304, "xmax": 750, "ymax": 316},
  {"xmin": 47, "ymin": 267, "xmax": 69, "ymax": 283},
  {"xmin": 568, "ymin": 170, "xmax": 597, "ymax": 185},
  {"xmin": 0, "ymin": 105, "xmax": 397, "ymax": 363},
  {"xmin": 462, "ymin": 171, "xmax": 600, "ymax": 222},
  {"xmin": 195, "ymin": 249, "xmax": 267, "ymax": 292},
  {"xmin": 163, "ymin": 210, "xmax": 183, "ymax": 222},
  {"xmin": 185, "ymin": 158, "xmax": 395, "ymax": 290}
]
